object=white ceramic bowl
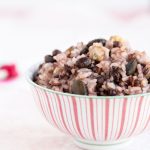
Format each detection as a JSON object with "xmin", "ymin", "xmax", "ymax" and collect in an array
[{"xmin": 27, "ymin": 64, "xmax": 150, "ymax": 150}]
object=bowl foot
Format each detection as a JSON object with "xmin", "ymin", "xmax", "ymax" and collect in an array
[{"xmin": 74, "ymin": 138, "xmax": 132, "ymax": 150}]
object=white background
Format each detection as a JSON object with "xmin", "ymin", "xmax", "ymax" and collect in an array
[{"xmin": 0, "ymin": 0, "xmax": 150, "ymax": 150}]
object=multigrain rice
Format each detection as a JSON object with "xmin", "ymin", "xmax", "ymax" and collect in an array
[{"xmin": 34, "ymin": 36, "xmax": 150, "ymax": 96}]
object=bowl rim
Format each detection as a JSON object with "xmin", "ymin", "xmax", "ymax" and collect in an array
[{"xmin": 26, "ymin": 62, "xmax": 150, "ymax": 99}]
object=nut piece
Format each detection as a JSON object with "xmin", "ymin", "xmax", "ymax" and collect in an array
[
  {"xmin": 89, "ymin": 43, "xmax": 110, "ymax": 61},
  {"xmin": 65, "ymin": 46, "xmax": 74, "ymax": 57},
  {"xmin": 76, "ymin": 57, "xmax": 91, "ymax": 68},
  {"xmin": 53, "ymin": 67, "xmax": 63, "ymax": 77},
  {"xmin": 110, "ymin": 35, "xmax": 125, "ymax": 43}
]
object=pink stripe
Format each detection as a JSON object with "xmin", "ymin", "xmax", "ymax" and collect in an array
[
  {"xmin": 114, "ymin": 100, "xmax": 121, "ymax": 139},
  {"xmin": 126, "ymin": 98, "xmax": 137, "ymax": 137},
  {"xmin": 123, "ymin": 99, "xmax": 132, "ymax": 136},
  {"xmin": 41, "ymin": 90, "xmax": 54, "ymax": 124},
  {"xmin": 128, "ymin": 96, "xmax": 144, "ymax": 137},
  {"xmin": 68, "ymin": 97, "xmax": 79, "ymax": 136},
  {"xmin": 56, "ymin": 95, "xmax": 71, "ymax": 135},
  {"xmin": 105, "ymin": 99, "xmax": 110, "ymax": 140},
  {"xmin": 72, "ymin": 96, "xmax": 84, "ymax": 139},
  {"xmin": 101, "ymin": 100, "xmax": 103, "ymax": 140},
  {"xmin": 110, "ymin": 98, "xmax": 115, "ymax": 140},
  {"xmin": 44, "ymin": 91, "xmax": 59, "ymax": 129},
  {"xmin": 96, "ymin": 100, "xmax": 99, "ymax": 140},
  {"xmin": 116, "ymin": 98, "xmax": 127, "ymax": 139},
  {"xmin": 137, "ymin": 97, "xmax": 148, "ymax": 133},
  {"xmin": 62, "ymin": 95, "xmax": 72, "ymax": 134},
  {"xmin": 142, "ymin": 100, "xmax": 150, "ymax": 132},
  {"xmin": 50, "ymin": 93, "xmax": 65, "ymax": 131},
  {"xmin": 90, "ymin": 99, "xmax": 96, "ymax": 140},
  {"xmin": 80, "ymin": 100, "xmax": 87, "ymax": 138},
  {"xmin": 35, "ymin": 88, "xmax": 47, "ymax": 118}
]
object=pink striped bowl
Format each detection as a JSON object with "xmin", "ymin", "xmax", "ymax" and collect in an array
[{"xmin": 27, "ymin": 64, "xmax": 150, "ymax": 150}]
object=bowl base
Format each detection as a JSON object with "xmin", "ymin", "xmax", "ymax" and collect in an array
[{"xmin": 74, "ymin": 138, "xmax": 132, "ymax": 150}]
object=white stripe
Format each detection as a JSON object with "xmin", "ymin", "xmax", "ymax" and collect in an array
[
  {"xmin": 122, "ymin": 97, "xmax": 132, "ymax": 137},
  {"xmin": 74, "ymin": 97, "xmax": 85, "ymax": 139},
  {"xmin": 107, "ymin": 98, "xmax": 114, "ymax": 140},
  {"xmin": 116, "ymin": 98, "xmax": 123, "ymax": 139},
  {"xmin": 37, "ymin": 88, "xmax": 49, "ymax": 121},
  {"xmin": 139, "ymin": 96, "xmax": 150, "ymax": 132},
  {"xmin": 58, "ymin": 94, "xmax": 72, "ymax": 134},
  {"xmin": 46, "ymin": 92, "xmax": 63, "ymax": 131},
  {"xmin": 31, "ymin": 87, "xmax": 41, "ymax": 111},
  {"xmin": 80, "ymin": 97, "xmax": 90, "ymax": 139},
  {"xmin": 97, "ymin": 98, "xmax": 103, "ymax": 141},
  {"xmin": 62, "ymin": 95, "xmax": 77, "ymax": 136},
  {"xmin": 129, "ymin": 96, "xmax": 142, "ymax": 136},
  {"xmin": 126, "ymin": 96, "xmax": 138, "ymax": 137},
  {"xmin": 86, "ymin": 97, "xmax": 93, "ymax": 140},
  {"xmin": 142, "ymin": 98, "xmax": 150, "ymax": 131},
  {"xmin": 76, "ymin": 97, "xmax": 87, "ymax": 138},
  {"xmin": 93, "ymin": 98, "xmax": 98, "ymax": 140},
  {"xmin": 41, "ymin": 90, "xmax": 54, "ymax": 125},
  {"xmin": 133, "ymin": 96, "xmax": 148, "ymax": 135},
  {"xmin": 110, "ymin": 98, "xmax": 120, "ymax": 140}
]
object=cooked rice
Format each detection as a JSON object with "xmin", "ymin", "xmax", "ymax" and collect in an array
[{"xmin": 34, "ymin": 36, "xmax": 150, "ymax": 96}]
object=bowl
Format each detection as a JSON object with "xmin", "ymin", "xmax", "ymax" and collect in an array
[{"xmin": 27, "ymin": 63, "xmax": 150, "ymax": 150}]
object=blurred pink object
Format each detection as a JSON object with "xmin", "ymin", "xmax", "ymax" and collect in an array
[
  {"xmin": 0, "ymin": 64, "xmax": 18, "ymax": 81},
  {"xmin": 111, "ymin": 6, "xmax": 150, "ymax": 22}
]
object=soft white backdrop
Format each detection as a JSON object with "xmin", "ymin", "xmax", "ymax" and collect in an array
[{"xmin": 0, "ymin": 0, "xmax": 150, "ymax": 150}]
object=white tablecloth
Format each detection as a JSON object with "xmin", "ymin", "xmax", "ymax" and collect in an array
[{"xmin": 0, "ymin": 0, "xmax": 150, "ymax": 149}]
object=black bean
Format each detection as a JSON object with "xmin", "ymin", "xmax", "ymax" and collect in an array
[
  {"xmin": 111, "ymin": 67, "xmax": 122, "ymax": 84},
  {"xmin": 80, "ymin": 47, "xmax": 89, "ymax": 55},
  {"xmin": 90, "ymin": 63, "xmax": 97, "ymax": 71},
  {"xmin": 87, "ymin": 38, "xmax": 107, "ymax": 47},
  {"xmin": 80, "ymin": 38, "xmax": 107, "ymax": 54},
  {"xmin": 126, "ymin": 59, "xmax": 137, "ymax": 76},
  {"xmin": 113, "ymin": 41, "xmax": 120, "ymax": 48},
  {"xmin": 52, "ymin": 49, "xmax": 61, "ymax": 56},
  {"xmin": 127, "ymin": 77, "xmax": 141, "ymax": 87},
  {"xmin": 148, "ymin": 78, "xmax": 150, "ymax": 84},
  {"xmin": 45, "ymin": 55, "xmax": 56, "ymax": 63},
  {"xmin": 97, "ymin": 75, "xmax": 105, "ymax": 85},
  {"xmin": 134, "ymin": 79, "xmax": 141, "ymax": 86},
  {"xmin": 76, "ymin": 57, "xmax": 91, "ymax": 68},
  {"xmin": 63, "ymin": 88, "xmax": 69, "ymax": 93},
  {"xmin": 64, "ymin": 65, "xmax": 72, "ymax": 77},
  {"xmin": 71, "ymin": 80, "xmax": 88, "ymax": 95},
  {"xmin": 95, "ymin": 75, "xmax": 105, "ymax": 93}
]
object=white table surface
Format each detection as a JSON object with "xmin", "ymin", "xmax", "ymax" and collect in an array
[{"xmin": 0, "ymin": 1, "xmax": 150, "ymax": 150}]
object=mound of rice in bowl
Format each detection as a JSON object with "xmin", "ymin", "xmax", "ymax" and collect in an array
[{"xmin": 33, "ymin": 36, "xmax": 150, "ymax": 96}]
